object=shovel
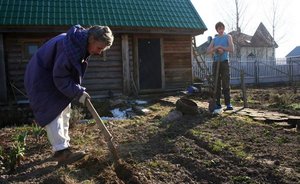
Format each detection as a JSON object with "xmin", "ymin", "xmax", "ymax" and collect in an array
[
  {"xmin": 86, "ymin": 98, "xmax": 120, "ymax": 161},
  {"xmin": 208, "ymin": 61, "xmax": 221, "ymax": 113},
  {"xmin": 85, "ymin": 98, "xmax": 141, "ymax": 183}
]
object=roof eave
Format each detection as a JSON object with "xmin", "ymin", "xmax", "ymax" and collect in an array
[
  {"xmin": 0, "ymin": 25, "xmax": 206, "ymax": 35},
  {"xmin": 286, "ymin": 55, "xmax": 300, "ymax": 58},
  {"xmin": 113, "ymin": 26, "xmax": 207, "ymax": 35}
]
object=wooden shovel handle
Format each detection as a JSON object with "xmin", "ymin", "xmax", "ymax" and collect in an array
[
  {"xmin": 85, "ymin": 98, "xmax": 113, "ymax": 141},
  {"xmin": 86, "ymin": 98, "xmax": 120, "ymax": 161}
]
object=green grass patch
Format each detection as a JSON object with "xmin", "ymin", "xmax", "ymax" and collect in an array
[
  {"xmin": 209, "ymin": 118, "xmax": 228, "ymax": 129},
  {"xmin": 190, "ymin": 129, "xmax": 249, "ymax": 159},
  {"xmin": 203, "ymin": 159, "xmax": 219, "ymax": 167},
  {"xmin": 210, "ymin": 140, "xmax": 228, "ymax": 153},
  {"xmin": 15, "ymin": 125, "xmax": 32, "ymax": 133},
  {"xmin": 190, "ymin": 129, "xmax": 205, "ymax": 137},
  {"xmin": 229, "ymin": 145, "xmax": 248, "ymax": 159},
  {"xmin": 289, "ymin": 103, "xmax": 300, "ymax": 110},
  {"xmin": 147, "ymin": 125, "xmax": 159, "ymax": 135},
  {"xmin": 146, "ymin": 160, "xmax": 173, "ymax": 172},
  {"xmin": 232, "ymin": 175, "xmax": 252, "ymax": 184},
  {"xmin": 72, "ymin": 129, "xmax": 97, "ymax": 146},
  {"xmin": 275, "ymin": 136, "xmax": 290, "ymax": 145},
  {"xmin": 147, "ymin": 160, "xmax": 160, "ymax": 168},
  {"xmin": 189, "ymin": 129, "xmax": 211, "ymax": 142}
]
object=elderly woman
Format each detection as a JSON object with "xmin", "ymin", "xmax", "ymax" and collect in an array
[{"xmin": 24, "ymin": 25, "xmax": 114, "ymax": 164}]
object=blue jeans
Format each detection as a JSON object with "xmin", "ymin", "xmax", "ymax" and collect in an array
[{"xmin": 212, "ymin": 61, "xmax": 231, "ymax": 106}]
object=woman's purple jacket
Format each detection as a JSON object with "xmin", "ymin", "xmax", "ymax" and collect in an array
[{"xmin": 24, "ymin": 25, "xmax": 89, "ymax": 127}]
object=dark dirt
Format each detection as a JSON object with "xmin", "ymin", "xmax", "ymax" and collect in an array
[{"xmin": 0, "ymin": 86, "xmax": 299, "ymax": 184}]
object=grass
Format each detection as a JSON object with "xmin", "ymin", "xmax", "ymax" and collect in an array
[
  {"xmin": 147, "ymin": 125, "xmax": 159, "ymax": 136},
  {"xmin": 190, "ymin": 125, "xmax": 250, "ymax": 159},
  {"xmin": 190, "ymin": 128, "xmax": 249, "ymax": 158},
  {"xmin": 270, "ymin": 93, "xmax": 295, "ymax": 106},
  {"xmin": 71, "ymin": 125, "xmax": 99, "ymax": 147},
  {"xmin": 181, "ymin": 143, "xmax": 194, "ymax": 155},
  {"xmin": 246, "ymin": 96, "xmax": 261, "ymax": 106},
  {"xmin": 146, "ymin": 160, "xmax": 173, "ymax": 173},
  {"xmin": 261, "ymin": 129, "xmax": 278, "ymax": 141},
  {"xmin": 190, "ymin": 129, "xmax": 212, "ymax": 143},
  {"xmin": 211, "ymin": 139, "xmax": 227, "ymax": 153},
  {"xmin": 203, "ymin": 159, "xmax": 219, "ymax": 167},
  {"xmin": 289, "ymin": 103, "xmax": 300, "ymax": 110},
  {"xmin": 148, "ymin": 160, "xmax": 160, "ymax": 168},
  {"xmin": 15, "ymin": 125, "xmax": 32, "ymax": 133},
  {"xmin": 231, "ymin": 175, "xmax": 252, "ymax": 184},
  {"xmin": 207, "ymin": 115, "xmax": 252, "ymax": 130},
  {"xmin": 209, "ymin": 117, "xmax": 228, "ymax": 129},
  {"xmin": 229, "ymin": 144, "xmax": 248, "ymax": 159},
  {"xmin": 275, "ymin": 136, "xmax": 290, "ymax": 145},
  {"xmin": 72, "ymin": 134, "xmax": 88, "ymax": 145},
  {"xmin": 190, "ymin": 129, "xmax": 206, "ymax": 137}
]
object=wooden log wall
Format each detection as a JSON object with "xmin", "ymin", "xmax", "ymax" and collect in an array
[
  {"xmin": 4, "ymin": 32, "xmax": 125, "ymax": 101},
  {"xmin": 121, "ymin": 34, "xmax": 134, "ymax": 95},
  {"xmin": 4, "ymin": 31, "xmax": 192, "ymax": 101},
  {"xmin": 83, "ymin": 35, "xmax": 124, "ymax": 98},
  {"xmin": 5, "ymin": 34, "xmax": 27, "ymax": 101},
  {"xmin": 4, "ymin": 33, "xmax": 53, "ymax": 102},
  {"xmin": 163, "ymin": 35, "xmax": 192, "ymax": 89},
  {"xmin": 0, "ymin": 34, "xmax": 7, "ymax": 103}
]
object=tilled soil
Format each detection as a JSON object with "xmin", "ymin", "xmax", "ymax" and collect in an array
[{"xmin": 0, "ymin": 87, "xmax": 300, "ymax": 184}]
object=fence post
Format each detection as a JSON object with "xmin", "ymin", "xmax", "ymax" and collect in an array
[
  {"xmin": 254, "ymin": 60, "xmax": 259, "ymax": 86},
  {"xmin": 288, "ymin": 58, "xmax": 294, "ymax": 85},
  {"xmin": 240, "ymin": 69, "xmax": 248, "ymax": 108}
]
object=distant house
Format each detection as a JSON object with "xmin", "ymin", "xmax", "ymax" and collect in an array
[
  {"xmin": 231, "ymin": 23, "xmax": 278, "ymax": 61},
  {"xmin": 286, "ymin": 46, "xmax": 300, "ymax": 62},
  {"xmin": 0, "ymin": 0, "xmax": 207, "ymax": 103},
  {"xmin": 197, "ymin": 22, "xmax": 277, "ymax": 61}
]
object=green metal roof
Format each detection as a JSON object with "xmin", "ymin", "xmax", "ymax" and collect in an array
[{"xmin": 0, "ymin": 0, "xmax": 207, "ymax": 30}]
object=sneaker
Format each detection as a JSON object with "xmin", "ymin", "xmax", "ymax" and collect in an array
[
  {"xmin": 53, "ymin": 148, "xmax": 86, "ymax": 165},
  {"xmin": 225, "ymin": 104, "xmax": 233, "ymax": 111}
]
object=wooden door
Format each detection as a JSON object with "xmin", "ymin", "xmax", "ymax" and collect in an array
[{"xmin": 138, "ymin": 38, "xmax": 162, "ymax": 90}]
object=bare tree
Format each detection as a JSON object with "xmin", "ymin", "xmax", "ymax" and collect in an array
[
  {"xmin": 218, "ymin": 0, "xmax": 251, "ymax": 58},
  {"xmin": 264, "ymin": 0, "xmax": 286, "ymax": 59},
  {"xmin": 219, "ymin": 0, "xmax": 250, "ymax": 32}
]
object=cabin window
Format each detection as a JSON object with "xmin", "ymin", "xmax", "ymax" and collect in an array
[{"xmin": 22, "ymin": 41, "xmax": 41, "ymax": 60}]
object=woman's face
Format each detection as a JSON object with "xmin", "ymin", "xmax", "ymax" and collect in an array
[{"xmin": 88, "ymin": 39, "xmax": 107, "ymax": 55}]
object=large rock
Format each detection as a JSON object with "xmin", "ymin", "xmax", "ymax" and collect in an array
[{"xmin": 175, "ymin": 98, "xmax": 199, "ymax": 115}]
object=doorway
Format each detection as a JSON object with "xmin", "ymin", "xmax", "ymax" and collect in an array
[{"xmin": 138, "ymin": 38, "xmax": 162, "ymax": 90}]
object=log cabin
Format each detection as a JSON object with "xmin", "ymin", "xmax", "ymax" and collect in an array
[{"xmin": 0, "ymin": 0, "xmax": 207, "ymax": 103}]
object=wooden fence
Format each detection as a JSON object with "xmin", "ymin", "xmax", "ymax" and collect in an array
[{"xmin": 192, "ymin": 58, "xmax": 300, "ymax": 86}]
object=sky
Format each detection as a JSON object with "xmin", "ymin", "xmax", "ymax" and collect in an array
[{"xmin": 191, "ymin": 0, "xmax": 300, "ymax": 58}]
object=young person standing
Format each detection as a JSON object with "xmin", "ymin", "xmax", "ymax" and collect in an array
[{"xmin": 207, "ymin": 22, "xmax": 234, "ymax": 111}]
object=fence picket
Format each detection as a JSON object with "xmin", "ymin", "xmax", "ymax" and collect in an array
[{"xmin": 192, "ymin": 58, "xmax": 300, "ymax": 86}]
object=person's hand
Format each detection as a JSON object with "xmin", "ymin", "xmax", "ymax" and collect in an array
[
  {"xmin": 79, "ymin": 91, "xmax": 90, "ymax": 105},
  {"xmin": 214, "ymin": 46, "xmax": 223, "ymax": 54},
  {"xmin": 217, "ymin": 48, "xmax": 224, "ymax": 54}
]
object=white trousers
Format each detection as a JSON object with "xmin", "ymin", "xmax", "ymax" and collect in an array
[{"xmin": 45, "ymin": 104, "xmax": 71, "ymax": 152}]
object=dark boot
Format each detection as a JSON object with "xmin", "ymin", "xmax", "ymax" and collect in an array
[{"xmin": 53, "ymin": 148, "xmax": 86, "ymax": 165}]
